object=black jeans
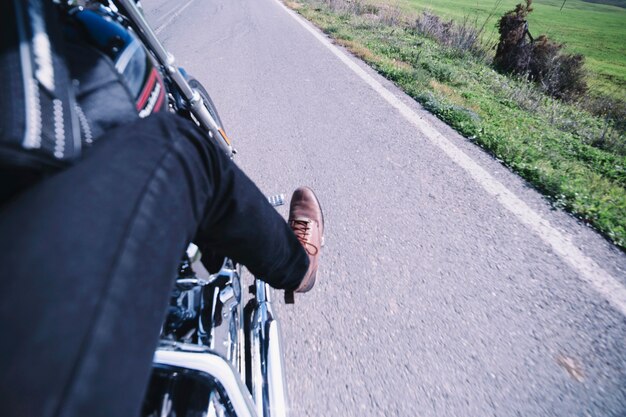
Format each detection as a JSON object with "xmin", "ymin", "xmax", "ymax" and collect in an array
[{"xmin": 0, "ymin": 113, "xmax": 308, "ymax": 417}]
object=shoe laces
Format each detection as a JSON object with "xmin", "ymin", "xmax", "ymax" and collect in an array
[{"xmin": 290, "ymin": 219, "xmax": 319, "ymax": 256}]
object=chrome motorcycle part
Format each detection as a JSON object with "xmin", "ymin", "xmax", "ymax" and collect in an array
[
  {"xmin": 153, "ymin": 346, "xmax": 257, "ymax": 417},
  {"xmin": 164, "ymin": 274, "xmax": 203, "ymax": 335},
  {"xmin": 247, "ymin": 281, "xmax": 288, "ymax": 417},
  {"xmin": 192, "ymin": 260, "xmax": 244, "ymax": 373},
  {"xmin": 113, "ymin": 0, "xmax": 234, "ymax": 157},
  {"xmin": 186, "ymin": 76, "xmax": 223, "ymax": 129},
  {"xmin": 176, "ymin": 277, "xmax": 209, "ymax": 288}
]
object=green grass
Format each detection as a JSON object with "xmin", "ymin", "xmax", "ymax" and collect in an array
[
  {"xmin": 394, "ymin": 0, "xmax": 626, "ymax": 99},
  {"xmin": 287, "ymin": 0, "xmax": 626, "ymax": 248}
]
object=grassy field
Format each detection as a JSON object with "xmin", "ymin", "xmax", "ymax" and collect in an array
[
  {"xmin": 287, "ymin": 0, "xmax": 626, "ymax": 248},
  {"xmin": 394, "ymin": 0, "xmax": 626, "ymax": 99}
]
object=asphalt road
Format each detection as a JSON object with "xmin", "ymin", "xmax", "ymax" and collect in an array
[{"xmin": 144, "ymin": 0, "xmax": 626, "ymax": 415}]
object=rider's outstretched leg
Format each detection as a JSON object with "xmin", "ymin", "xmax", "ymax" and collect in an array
[{"xmin": 0, "ymin": 113, "xmax": 310, "ymax": 417}]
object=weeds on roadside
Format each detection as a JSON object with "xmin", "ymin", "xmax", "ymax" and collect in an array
[
  {"xmin": 581, "ymin": 95, "xmax": 626, "ymax": 155},
  {"xmin": 412, "ymin": 12, "xmax": 487, "ymax": 59}
]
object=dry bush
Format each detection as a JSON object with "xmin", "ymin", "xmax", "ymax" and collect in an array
[
  {"xmin": 377, "ymin": 3, "xmax": 403, "ymax": 26},
  {"xmin": 493, "ymin": 0, "xmax": 587, "ymax": 101},
  {"xmin": 319, "ymin": 0, "xmax": 381, "ymax": 16},
  {"xmin": 412, "ymin": 12, "xmax": 485, "ymax": 57},
  {"xmin": 493, "ymin": 0, "xmax": 533, "ymax": 73},
  {"xmin": 452, "ymin": 16, "xmax": 486, "ymax": 57},
  {"xmin": 346, "ymin": 0, "xmax": 379, "ymax": 16},
  {"xmin": 528, "ymin": 36, "xmax": 587, "ymax": 100},
  {"xmin": 582, "ymin": 95, "xmax": 626, "ymax": 155},
  {"xmin": 413, "ymin": 11, "xmax": 446, "ymax": 38}
]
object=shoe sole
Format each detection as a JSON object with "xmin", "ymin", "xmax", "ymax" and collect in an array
[{"xmin": 301, "ymin": 186, "xmax": 325, "ymax": 247}]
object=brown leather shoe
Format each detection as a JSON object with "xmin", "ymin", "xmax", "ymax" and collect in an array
[{"xmin": 288, "ymin": 187, "xmax": 324, "ymax": 294}]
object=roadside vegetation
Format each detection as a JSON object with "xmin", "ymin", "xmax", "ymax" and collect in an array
[
  {"xmin": 284, "ymin": 0, "xmax": 626, "ymax": 248},
  {"xmin": 398, "ymin": 0, "xmax": 626, "ymax": 100}
]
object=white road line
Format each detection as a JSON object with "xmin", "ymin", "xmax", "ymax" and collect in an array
[
  {"xmin": 274, "ymin": 0, "xmax": 626, "ymax": 316},
  {"xmin": 154, "ymin": 0, "xmax": 197, "ymax": 35},
  {"xmin": 154, "ymin": 3, "xmax": 182, "ymax": 25}
]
